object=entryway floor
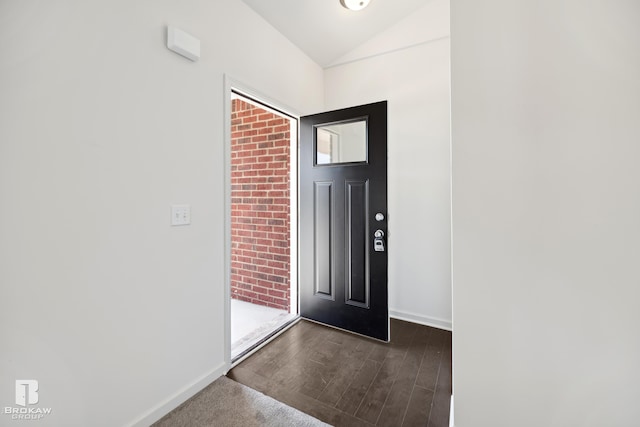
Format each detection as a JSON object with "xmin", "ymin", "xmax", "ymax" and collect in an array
[
  {"xmin": 228, "ymin": 318, "xmax": 452, "ymax": 427},
  {"xmin": 231, "ymin": 299, "xmax": 297, "ymax": 359}
]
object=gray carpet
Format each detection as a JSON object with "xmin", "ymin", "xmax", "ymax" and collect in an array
[{"xmin": 152, "ymin": 376, "xmax": 331, "ymax": 427}]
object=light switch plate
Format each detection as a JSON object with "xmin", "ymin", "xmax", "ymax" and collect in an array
[{"xmin": 171, "ymin": 204, "xmax": 191, "ymax": 226}]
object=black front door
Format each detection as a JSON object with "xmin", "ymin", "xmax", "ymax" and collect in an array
[{"xmin": 299, "ymin": 101, "xmax": 388, "ymax": 341}]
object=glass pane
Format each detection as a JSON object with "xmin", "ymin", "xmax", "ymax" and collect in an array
[{"xmin": 316, "ymin": 120, "xmax": 367, "ymax": 164}]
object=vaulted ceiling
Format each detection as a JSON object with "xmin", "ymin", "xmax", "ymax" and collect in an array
[{"xmin": 241, "ymin": 0, "xmax": 430, "ymax": 67}]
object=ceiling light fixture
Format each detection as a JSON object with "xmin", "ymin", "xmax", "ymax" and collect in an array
[{"xmin": 340, "ymin": 0, "xmax": 371, "ymax": 11}]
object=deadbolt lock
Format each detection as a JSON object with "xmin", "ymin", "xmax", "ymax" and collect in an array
[{"xmin": 374, "ymin": 229, "xmax": 385, "ymax": 252}]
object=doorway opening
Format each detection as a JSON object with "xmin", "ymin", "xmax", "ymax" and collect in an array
[{"xmin": 229, "ymin": 91, "xmax": 298, "ymax": 360}]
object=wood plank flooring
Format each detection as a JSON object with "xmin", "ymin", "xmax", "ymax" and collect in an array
[{"xmin": 228, "ymin": 318, "xmax": 452, "ymax": 427}]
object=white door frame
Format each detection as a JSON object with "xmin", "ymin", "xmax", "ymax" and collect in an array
[{"xmin": 222, "ymin": 75, "xmax": 301, "ymax": 370}]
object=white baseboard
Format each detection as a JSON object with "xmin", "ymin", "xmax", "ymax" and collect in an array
[
  {"xmin": 127, "ymin": 362, "xmax": 227, "ymax": 427},
  {"xmin": 389, "ymin": 309, "xmax": 452, "ymax": 331}
]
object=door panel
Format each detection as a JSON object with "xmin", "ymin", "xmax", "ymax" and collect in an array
[
  {"xmin": 314, "ymin": 181, "xmax": 333, "ymax": 299},
  {"xmin": 346, "ymin": 179, "xmax": 369, "ymax": 308},
  {"xmin": 300, "ymin": 101, "xmax": 388, "ymax": 341}
]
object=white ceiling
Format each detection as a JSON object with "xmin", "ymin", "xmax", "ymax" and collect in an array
[{"xmin": 241, "ymin": 0, "xmax": 429, "ymax": 67}]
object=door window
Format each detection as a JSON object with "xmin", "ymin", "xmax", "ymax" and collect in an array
[{"xmin": 315, "ymin": 119, "xmax": 367, "ymax": 165}]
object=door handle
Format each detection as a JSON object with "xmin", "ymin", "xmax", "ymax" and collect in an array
[{"xmin": 374, "ymin": 229, "xmax": 385, "ymax": 252}]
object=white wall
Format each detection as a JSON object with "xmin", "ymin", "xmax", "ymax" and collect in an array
[
  {"xmin": 451, "ymin": 1, "xmax": 640, "ymax": 426},
  {"xmin": 325, "ymin": 0, "xmax": 452, "ymax": 330},
  {"xmin": 0, "ymin": 1, "xmax": 322, "ymax": 426}
]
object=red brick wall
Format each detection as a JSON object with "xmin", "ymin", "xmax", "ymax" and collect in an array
[{"xmin": 230, "ymin": 98, "xmax": 291, "ymax": 312}]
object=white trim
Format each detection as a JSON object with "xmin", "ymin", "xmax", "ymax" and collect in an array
[
  {"xmin": 289, "ymin": 117, "xmax": 299, "ymax": 315},
  {"xmin": 389, "ymin": 309, "xmax": 452, "ymax": 331},
  {"xmin": 223, "ymin": 74, "xmax": 302, "ymax": 371},
  {"xmin": 225, "ymin": 77, "xmax": 299, "ymax": 120},
  {"xmin": 223, "ymin": 75, "xmax": 233, "ymax": 373},
  {"xmin": 449, "ymin": 394, "xmax": 455, "ymax": 427},
  {"xmin": 127, "ymin": 363, "xmax": 227, "ymax": 427}
]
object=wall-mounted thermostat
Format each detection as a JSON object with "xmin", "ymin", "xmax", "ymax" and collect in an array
[{"xmin": 167, "ymin": 26, "xmax": 200, "ymax": 61}]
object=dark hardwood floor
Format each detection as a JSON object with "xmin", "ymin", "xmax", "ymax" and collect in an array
[{"xmin": 228, "ymin": 318, "xmax": 452, "ymax": 427}]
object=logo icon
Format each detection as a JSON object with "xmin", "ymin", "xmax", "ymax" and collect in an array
[
  {"xmin": 4, "ymin": 379, "xmax": 51, "ymax": 420},
  {"xmin": 15, "ymin": 380, "xmax": 39, "ymax": 407}
]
